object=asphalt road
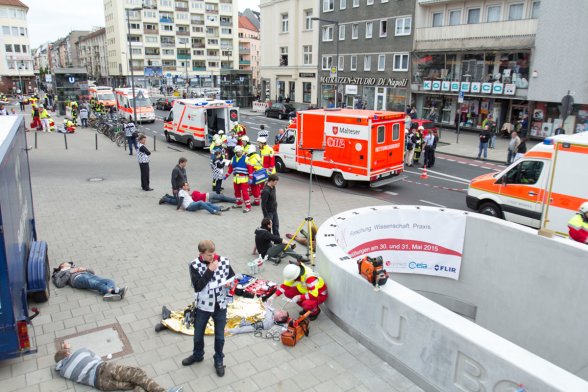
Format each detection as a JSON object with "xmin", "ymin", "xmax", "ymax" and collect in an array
[{"xmin": 137, "ymin": 109, "xmax": 502, "ymax": 211}]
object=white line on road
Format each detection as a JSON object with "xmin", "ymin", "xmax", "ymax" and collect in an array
[
  {"xmin": 419, "ymin": 200, "xmax": 446, "ymax": 207},
  {"xmin": 469, "ymin": 163, "xmax": 480, "ymax": 167},
  {"xmin": 385, "ymin": 191, "xmax": 399, "ymax": 196},
  {"xmin": 406, "ymin": 169, "xmax": 470, "ymax": 184},
  {"xmin": 446, "ymin": 159, "xmax": 456, "ymax": 162}
]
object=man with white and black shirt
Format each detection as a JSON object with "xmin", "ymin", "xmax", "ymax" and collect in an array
[
  {"xmin": 182, "ymin": 240, "xmax": 235, "ymax": 377},
  {"xmin": 124, "ymin": 120, "xmax": 138, "ymax": 155},
  {"xmin": 137, "ymin": 134, "xmax": 153, "ymax": 191}
]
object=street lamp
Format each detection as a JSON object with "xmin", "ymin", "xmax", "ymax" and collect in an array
[
  {"xmin": 180, "ymin": 38, "xmax": 189, "ymax": 94},
  {"xmin": 126, "ymin": 6, "xmax": 143, "ymax": 123},
  {"xmin": 312, "ymin": 17, "xmax": 339, "ymax": 108},
  {"xmin": 16, "ymin": 61, "xmax": 23, "ymax": 94}
]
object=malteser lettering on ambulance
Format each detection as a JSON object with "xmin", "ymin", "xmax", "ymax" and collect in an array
[{"xmin": 327, "ymin": 123, "xmax": 365, "ymax": 138}]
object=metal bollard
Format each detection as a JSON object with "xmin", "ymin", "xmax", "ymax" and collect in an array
[
  {"xmin": 153, "ymin": 135, "xmax": 156, "ymax": 152},
  {"xmin": 64, "ymin": 133, "xmax": 68, "ymax": 150},
  {"xmin": 35, "ymin": 131, "xmax": 37, "ymax": 149},
  {"xmin": 95, "ymin": 132, "xmax": 98, "ymax": 150}
]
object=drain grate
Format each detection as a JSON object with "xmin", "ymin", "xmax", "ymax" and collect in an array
[{"xmin": 55, "ymin": 323, "xmax": 133, "ymax": 360}]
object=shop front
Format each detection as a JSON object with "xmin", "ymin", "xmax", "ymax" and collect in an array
[{"xmin": 529, "ymin": 102, "xmax": 588, "ymax": 138}]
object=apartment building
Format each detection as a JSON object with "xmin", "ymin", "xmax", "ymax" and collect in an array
[
  {"xmin": 103, "ymin": 0, "xmax": 239, "ymax": 89},
  {"xmin": 238, "ymin": 14, "xmax": 259, "ymax": 95},
  {"xmin": 316, "ymin": 0, "xmax": 414, "ymax": 110},
  {"xmin": 412, "ymin": 0, "xmax": 544, "ymax": 134},
  {"xmin": 0, "ymin": 0, "xmax": 34, "ymax": 94},
  {"xmin": 259, "ymin": 0, "xmax": 319, "ymax": 105},
  {"xmin": 76, "ymin": 28, "xmax": 109, "ymax": 85}
]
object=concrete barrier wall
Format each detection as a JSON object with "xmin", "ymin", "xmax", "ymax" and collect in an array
[{"xmin": 316, "ymin": 205, "xmax": 588, "ymax": 392}]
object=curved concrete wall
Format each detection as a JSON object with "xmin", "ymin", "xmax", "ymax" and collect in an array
[{"xmin": 316, "ymin": 205, "xmax": 588, "ymax": 392}]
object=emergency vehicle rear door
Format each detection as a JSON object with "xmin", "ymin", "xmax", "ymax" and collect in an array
[
  {"xmin": 370, "ymin": 122, "xmax": 398, "ymax": 171},
  {"xmin": 496, "ymin": 159, "xmax": 548, "ymax": 227}
]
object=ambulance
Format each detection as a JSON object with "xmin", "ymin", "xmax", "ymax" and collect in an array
[
  {"xmin": 163, "ymin": 98, "xmax": 239, "ymax": 149},
  {"xmin": 114, "ymin": 88, "xmax": 155, "ymax": 123},
  {"xmin": 89, "ymin": 86, "xmax": 116, "ymax": 108},
  {"xmin": 273, "ymin": 108, "xmax": 406, "ymax": 188},
  {"xmin": 467, "ymin": 132, "xmax": 588, "ymax": 236}
]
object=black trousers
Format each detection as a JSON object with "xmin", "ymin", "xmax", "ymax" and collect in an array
[{"xmin": 139, "ymin": 162, "xmax": 150, "ymax": 190}]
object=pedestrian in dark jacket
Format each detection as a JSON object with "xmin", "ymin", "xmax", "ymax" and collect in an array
[
  {"xmin": 261, "ymin": 174, "xmax": 280, "ymax": 236},
  {"xmin": 137, "ymin": 134, "xmax": 153, "ymax": 191},
  {"xmin": 254, "ymin": 218, "xmax": 305, "ymax": 264},
  {"xmin": 477, "ymin": 126, "xmax": 491, "ymax": 160},
  {"xmin": 159, "ymin": 157, "xmax": 188, "ymax": 205},
  {"xmin": 52, "ymin": 262, "xmax": 126, "ymax": 301}
]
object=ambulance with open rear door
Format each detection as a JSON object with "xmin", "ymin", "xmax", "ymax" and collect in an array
[
  {"xmin": 273, "ymin": 108, "xmax": 406, "ymax": 188},
  {"xmin": 467, "ymin": 132, "xmax": 588, "ymax": 237}
]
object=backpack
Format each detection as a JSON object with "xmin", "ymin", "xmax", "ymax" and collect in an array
[{"xmin": 357, "ymin": 256, "xmax": 389, "ymax": 287}]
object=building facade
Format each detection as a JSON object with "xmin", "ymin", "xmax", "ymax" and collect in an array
[
  {"xmin": 259, "ymin": 0, "xmax": 319, "ymax": 105},
  {"xmin": 412, "ymin": 0, "xmax": 539, "ymax": 134},
  {"xmin": 0, "ymin": 0, "xmax": 34, "ymax": 94},
  {"xmin": 238, "ymin": 14, "xmax": 259, "ymax": 96},
  {"xmin": 76, "ymin": 28, "xmax": 109, "ymax": 85},
  {"xmin": 103, "ymin": 0, "xmax": 239, "ymax": 89},
  {"xmin": 317, "ymin": 0, "xmax": 414, "ymax": 110}
]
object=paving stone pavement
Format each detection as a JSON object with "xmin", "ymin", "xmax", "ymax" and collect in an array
[{"xmin": 0, "ymin": 126, "xmax": 423, "ymax": 392}]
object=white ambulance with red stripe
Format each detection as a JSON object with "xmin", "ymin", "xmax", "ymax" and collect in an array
[
  {"xmin": 163, "ymin": 99, "xmax": 239, "ymax": 149},
  {"xmin": 467, "ymin": 132, "xmax": 588, "ymax": 236},
  {"xmin": 114, "ymin": 88, "xmax": 155, "ymax": 123},
  {"xmin": 273, "ymin": 108, "xmax": 406, "ymax": 188}
]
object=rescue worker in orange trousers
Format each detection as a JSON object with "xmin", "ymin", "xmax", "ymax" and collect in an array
[
  {"xmin": 245, "ymin": 144, "xmax": 264, "ymax": 206},
  {"xmin": 224, "ymin": 145, "xmax": 252, "ymax": 213},
  {"xmin": 568, "ymin": 201, "xmax": 588, "ymax": 244},
  {"xmin": 258, "ymin": 137, "xmax": 276, "ymax": 174},
  {"xmin": 268, "ymin": 263, "xmax": 327, "ymax": 321}
]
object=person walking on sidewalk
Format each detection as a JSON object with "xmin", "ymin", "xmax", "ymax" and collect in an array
[
  {"xmin": 54, "ymin": 341, "xmax": 182, "ymax": 392},
  {"xmin": 506, "ymin": 131, "xmax": 521, "ymax": 165},
  {"xmin": 124, "ymin": 120, "xmax": 138, "ymax": 155},
  {"xmin": 182, "ymin": 240, "xmax": 235, "ymax": 377},
  {"xmin": 477, "ymin": 126, "xmax": 491, "ymax": 160},
  {"xmin": 18, "ymin": 94, "xmax": 25, "ymax": 112},
  {"xmin": 137, "ymin": 134, "xmax": 153, "ymax": 191}
]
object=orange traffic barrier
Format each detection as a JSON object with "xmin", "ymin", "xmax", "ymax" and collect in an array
[{"xmin": 420, "ymin": 165, "xmax": 429, "ymax": 179}]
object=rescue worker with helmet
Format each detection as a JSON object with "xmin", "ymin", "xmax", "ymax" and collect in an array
[
  {"xmin": 70, "ymin": 100, "xmax": 79, "ymax": 125},
  {"xmin": 269, "ymin": 263, "xmax": 327, "ymax": 321},
  {"xmin": 39, "ymin": 105, "xmax": 51, "ymax": 132},
  {"xmin": 568, "ymin": 201, "xmax": 588, "ymax": 244},
  {"xmin": 224, "ymin": 145, "xmax": 252, "ymax": 213},
  {"xmin": 258, "ymin": 137, "xmax": 275, "ymax": 174},
  {"xmin": 239, "ymin": 134, "xmax": 251, "ymax": 152},
  {"xmin": 413, "ymin": 126, "xmax": 424, "ymax": 165},
  {"xmin": 234, "ymin": 123, "xmax": 247, "ymax": 140},
  {"xmin": 245, "ymin": 144, "xmax": 265, "ymax": 206}
]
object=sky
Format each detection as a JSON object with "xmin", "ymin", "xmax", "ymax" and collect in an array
[{"xmin": 25, "ymin": 0, "xmax": 260, "ymax": 48}]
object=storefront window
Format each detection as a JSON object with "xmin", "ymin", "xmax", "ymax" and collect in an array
[
  {"xmin": 363, "ymin": 86, "xmax": 375, "ymax": 110},
  {"xmin": 385, "ymin": 87, "xmax": 406, "ymax": 112},
  {"xmin": 497, "ymin": 52, "xmax": 530, "ymax": 88},
  {"xmin": 321, "ymin": 84, "xmax": 334, "ymax": 107},
  {"xmin": 302, "ymin": 82, "xmax": 312, "ymax": 103}
]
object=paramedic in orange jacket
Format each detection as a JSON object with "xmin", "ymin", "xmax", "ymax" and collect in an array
[
  {"xmin": 269, "ymin": 263, "xmax": 327, "ymax": 320},
  {"xmin": 258, "ymin": 137, "xmax": 275, "ymax": 174},
  {"xmin": 224, "ymin": 145, "xmax": 251, "ymax": 213}
]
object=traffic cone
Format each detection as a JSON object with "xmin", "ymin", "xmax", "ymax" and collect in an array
[{"xmin": 420, "ymin": 165, "xmax": 429, "ymax": 179}]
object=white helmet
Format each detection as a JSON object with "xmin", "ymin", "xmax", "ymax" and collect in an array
[
  {"xmin": 247, "ymin": 144, "xmax": 256, "ymax": 154},
  {"xmin": 580, "ymin": 201, "xmax": 588, "ymax": 214},
  {"xmin": 418, "ymin": 126, "xmax": 424, "ymax": 131},
  {"xmin": 234, "ymin": 145, "xmax": 244, "ymax": 154},
  {"xmin": 212, "ymin": 134, "xmax": 221, "ymax": 141},
  {"xmin": 241, "ymin": 135, "xmax": 249, "ymax": 143},
  {"xmin": 218, "ymin": 130, "xmax": 225, "ymax": 135},
  {"xmin": 257, "ymin": 136, "xmax": 267, "ymax": 144},
  {"xmin": 283, "ymin": 264, "xmax": 301, "ymax": 282}
]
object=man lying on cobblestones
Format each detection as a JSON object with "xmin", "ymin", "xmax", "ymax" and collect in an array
[
  {"xmin": 173, "ymin": 182, "xmax": 230, "ymax": 215},
  {"xmin": 54, "ymin": 341, "xmax": 182, "ymax": 392},
  {"xmin": 52, "ymin": 262, "xmax": 127, "ymax": 301}
]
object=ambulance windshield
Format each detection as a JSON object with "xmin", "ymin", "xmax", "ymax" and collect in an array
[{"xmin": 129, "ymin": 97, "xmax": 152, "ymax": 107}]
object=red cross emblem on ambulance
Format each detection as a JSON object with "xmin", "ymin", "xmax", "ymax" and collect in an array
[{"xmin": 332, "ymin": 126, "xmax": 338, "ymax": 135}]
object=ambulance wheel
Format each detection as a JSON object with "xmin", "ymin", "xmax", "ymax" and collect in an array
[
  {"xmin": 275, "ymin": 157, "xmax": 287, "ymax": 173},
  {"xmin": 165, "ymin": 132, "xmax": 171, "ymax": 142},
  {"xmin": 187, "ymin": 139, "xmax": 195, "ymax": 150},
  {"xmin": 332, "ymin": 172, "xmax": 348, "ymax": 188},
  {"xmin": 478, "ymin": 202, "xmax": 502, "ymax": 219}
]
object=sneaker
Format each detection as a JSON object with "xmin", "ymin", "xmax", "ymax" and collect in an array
[
  {"xmin": 103, "ymin": 293, "xmax": 122, "ymax": 301},
  {"xmin": 231, "ymin": 204, "xmax": 242, "ymax": 209},
  {"xmin": 221, "ymin": 206, "xmax": 230, "ymax": 212},
  {"xmin": 290, "ymin": 243, "xmax": 296, "ymax": 250},
  {"xmin": 215, "ymin": 362, "xmax": 226, "ymax": 377},
  {"xmin": 159, "ymin": 197, "xmax": 166, "ymax": 205},
  {"xmin": 308, "ymin": 308, "xmax": 321, "ymax": 321},
  {"xmin": 182, "ymin": 355, "xmax": 203, "ymax": 366},
  {"xmin": 243, "ymin": 208, "xmax": 251, "ymax": 213},
  {"xmin": 118, "ymin": 286, "xmax": 128, "ymax": 300},
  {"xmin": 154, "ymin": 322, "xmax": 167, "ymax": 333},
  {"xmin": 168, "ymin": 387, "xmax": 183, "ymax": 392}
]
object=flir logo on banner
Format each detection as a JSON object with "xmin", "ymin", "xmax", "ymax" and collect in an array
[{"xmin": 339, "ymin": 207, "xmax": 466, "ymax": 280}]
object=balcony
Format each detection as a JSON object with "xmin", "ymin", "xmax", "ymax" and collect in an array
[
  {"xmin": 220, "ymin": 0, "xmax": 231, "ymax": 3},
  {"xmin": 160, "ymin": 16, "xmax": 174, "ymax": 23},
  {"xmin": 143, "ymin": 28, "xmax": 159, "ymax": 34},
  {"xmin": 161, "ymin": 42, "xmax": 175, "ymax": 47},
  {"xmin": 206, "ymin": 8, "xmax": 219, "ymax": 14},
  {"xmin": 220, "ymin": 21, "xmax": 231, "ymax": 26},
  {"xmin": 239, "ymin": 60, "xmax": 250, "ymax": 65},
  {"xmin": 175, "ymin": 6, "xmax": 188, "ymax": 12},
  {"xmin": 193, "ymin": 67, "xmax": 207, "ymax": 71},
  {"xmin": 239, "ymin": 47, "xmax": 250, "ymax": 54},
  {"xmin": 163, "ymin": 65, "xmax": 175, "ymax": 71},
  {"xmin": 414, "ymin": 19, "xmax": 538, "ymax": 51},
  {"xmin": 191, "ymin": 19, "xmax": 205, "ymax": 25},
  {"xmin": 192, "ymin": 43, "xmax": 205, "ymax": 48},
  {"xmin": 177, "ymin": 54, "xmax": 191, "ymax": 60},
  {"xmin": 177, "ymin": 31, "xmax": 190, "ymax": 36}
]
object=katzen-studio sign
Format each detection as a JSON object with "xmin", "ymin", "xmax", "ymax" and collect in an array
[
  {"xmin": 422, "ymin": 80, "xmax": 516, "ymax": 96},
  {"xmin": 320, "ymin": 76, "xmax": 408, "ymax": 88}
]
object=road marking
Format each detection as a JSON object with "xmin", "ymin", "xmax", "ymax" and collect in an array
[
  {"xmin": 405, "ymin": 169, "xmax": 470, "ymax": 184},
  {"xmin": 469, "ymin": 163, "xmax": 479, "ymax": 167},
  {"xmin": 419, "ymin": 200, "xmax": 446, "ymax": 208},
  {"xmin": 446, "ymin": 159, "xmax": 456, "ymax": 162},
  {"xmin": 385, "ymin": 191, "xmax": 398, "ymax": 196}
]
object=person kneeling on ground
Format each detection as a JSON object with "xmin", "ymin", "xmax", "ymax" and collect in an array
[
  {"xmin": 254, "ymin": 218, "xmax": 307, "ymax": 264},
  {"xmin": 54, "ymin": 341, "xmax": 182, "ymax": 392},
  {"xmin": 52, "ymin": 262, "xmax": 127, "ymax": 301},
  {"xmin": 267, "ymin": 262, "xmax": 327, "ymax": 321},
  {"xmin": 176, "ymin": 182, "xmax": 229, "ymax": 215}
]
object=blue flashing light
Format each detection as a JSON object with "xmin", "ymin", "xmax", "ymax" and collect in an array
[
  {"xmin": 543, "ymin": 138, "xmax": 554, "ymax": 145},
  {"xmin": 225, "ymin": 100, "xmax": 234, "ymax": 104},
  {"xmin": 194, "ymin": 102, "xmax": 208, "ymax": 107}
]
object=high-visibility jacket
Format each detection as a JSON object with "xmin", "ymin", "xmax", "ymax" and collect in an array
[
  {"xmin": 568, "ymin": 214, "xmax": 588, "ymax": 244},
  {"xmin": 246, "ymin": 152, "xmax": 263, "ymax": 171},
  {"xmin": 227, "ymin": 154, "xmax": 249, "ymax": 184},
  {"xmin": 39, "ymin": 109, "xmax": 49, "ymax": 119},
  {"xmin": 279, "ymin": 263, "xmax": 327, "ymax": 300},
  {"xmin": 259, "ymin": 145, "xmax": 275, "ymax": 174}
]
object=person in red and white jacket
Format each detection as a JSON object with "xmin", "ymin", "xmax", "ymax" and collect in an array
[
  {"xmin": 268, "ymin": 262, "xmax": 327, "ymax": 320},
  {"xmin": 191, "ymin": 188, "xmax": 237, "ymax": 205},
  {"xmin": 568, "ymin": 202, "xmax": 588, "ymax": 244}
]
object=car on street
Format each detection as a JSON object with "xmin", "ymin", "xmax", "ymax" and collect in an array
[
  {"xmin": 265, "ymin": 103, "xmax": 296, "ymax": 120},
  {"xmin": 155, "ymin": 98, "xmax": 173, "ymax": 111},
  {"xmin": 410, "ymin": 119, "xmax": 438, "ymax": 135}
]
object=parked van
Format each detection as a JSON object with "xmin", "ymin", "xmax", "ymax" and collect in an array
[
  {"xmin": 467, "ymin": 132, "xmax": 588, "ymax": 236},
  {"xmin": 273, "ymin": 108, "xmax": 406, "ymax": 188},
  {"xmin": 164, "ymin": 98, "xmax": 239, "ymax": 149},
  {"xmin": 114, "ymin": 88, "xmax": 155, "ymax": 123}
]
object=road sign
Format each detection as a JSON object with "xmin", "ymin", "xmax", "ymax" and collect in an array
[
  {"xmin": 330, "ymin": 66, "xmax": 337, "ymax": 78},
  {"xmin": 458, "ymin": 91, "xmax": 464, "ymax": 103}
]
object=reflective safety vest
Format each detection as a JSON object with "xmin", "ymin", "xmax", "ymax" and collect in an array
[
  {"xmin": 568, "ymin": 214, "xmax": 588, "ymax": 244},
  {"xmin": 229, "ymin": 154, "xmax": 249, "ymax": 184},
  {"xmin": 39, "ymin": 109, "xmax": 49, "ymax": 119},
  {"xmin": 259, "ymin": 145, "xmax": 275, "ymax": 174},
  {"xmin": 246, "ymin": 152, "xmax": 263, "ymax": 171},
  {"xmin": 282, "ymin": 263, "xmax": 327, "ymax": 300}
]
